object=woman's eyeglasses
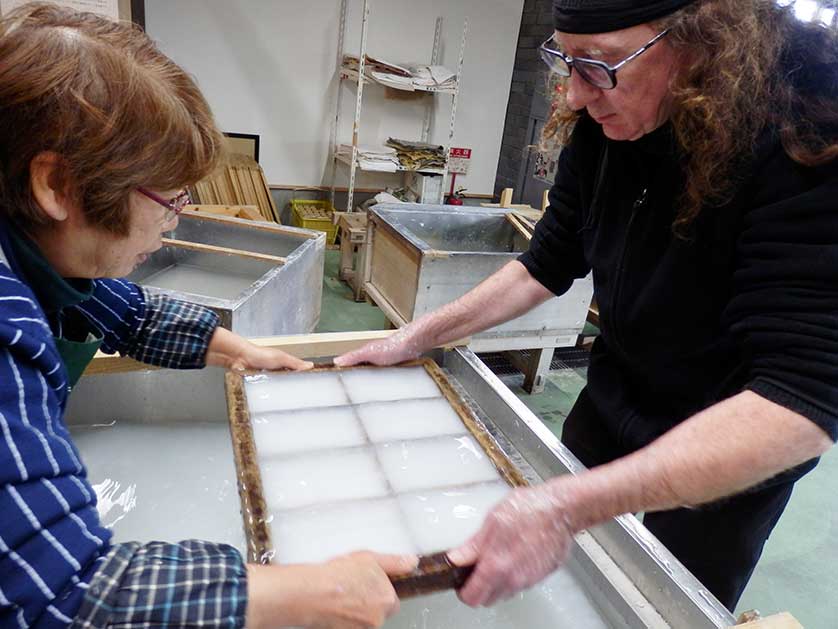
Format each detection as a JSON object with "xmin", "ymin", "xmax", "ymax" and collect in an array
[
  {"xmin": 539, "ymin": 29, "xmax": 669, "ymax": 90},
  {"xmin": 136, "ymin": 187, "xmax": 191, "ymax": 222}
]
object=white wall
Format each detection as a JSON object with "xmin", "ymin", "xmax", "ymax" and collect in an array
[{"xmin": 145, "ymin": 0, "xmax": 523, "ymax": 195}]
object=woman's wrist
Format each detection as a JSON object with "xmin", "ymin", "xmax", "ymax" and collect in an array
[{"xmin": 246, "ymin": 564, "xmax": 322, "ymax": 629}]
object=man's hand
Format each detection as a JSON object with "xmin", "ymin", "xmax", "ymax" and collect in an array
[
  {"xmin": 334, "ymin": 328, "xmax": 421, "ymax": 367},
  {"xmin": 448, "ymin": 483, "xmax": 575, "ymax": 607}
]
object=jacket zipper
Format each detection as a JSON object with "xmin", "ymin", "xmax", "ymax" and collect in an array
[{"xmin": 609, "ymin": 187, "xmax": 647, "ymax": 356}]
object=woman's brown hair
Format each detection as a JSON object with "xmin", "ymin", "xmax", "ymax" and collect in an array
[
  {"xmin": 0, "ymin": 2, "xmax": 225, "ymax": 235},
  {"xmin": 543, "ymin": 0, "xmax": 838, "ymax": 233}
]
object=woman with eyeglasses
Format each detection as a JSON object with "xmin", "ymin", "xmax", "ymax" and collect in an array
[
  {"xmin": 338, "ymin": 0, "xmax": 838, "ymax": 612},
  {"xmin": 0, "ymin": 3, "xmax": 416, "ymax": 628}
]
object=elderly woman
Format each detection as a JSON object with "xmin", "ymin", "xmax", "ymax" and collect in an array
[
  {"xmin": 0, "ymin": 4, "xmax": 414, "ymax": 628},
  {"xmin": 337, "ymin": 0, "xmax": 838, "ymax": 611}
]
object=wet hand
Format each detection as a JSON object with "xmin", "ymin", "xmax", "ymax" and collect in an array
[
  {"xmin": 232, "ymin": 344, "xmax": 313, "ymax": 372},
  {"xmin": 305, "ymin": 552, "xmax": 417, "ymax": 628},
  {"xmin": 334, "ymin": 330, "xmax": 421, "ymax": 367},
  {"xmin": 205, "ymin": 328, "xmax": 313, "ymax": 372},
  {"xmin": 448, "ymin": 484, "xmax": 575, "ymax": 607}
]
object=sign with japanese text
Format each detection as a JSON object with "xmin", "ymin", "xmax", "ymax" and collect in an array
[{"xmin": 449, "ymin": 147, "xmax": 472, "ymax": 175}]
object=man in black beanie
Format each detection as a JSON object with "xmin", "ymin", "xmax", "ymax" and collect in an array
[{"xmin": 338, "ymin": 0, "xmax": 838, "ymax": 613}]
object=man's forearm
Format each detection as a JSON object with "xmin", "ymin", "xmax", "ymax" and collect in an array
[
  {"xmin": 558, "ymin": 391, "xmax": 833, "ymax": 532},
  {"xmin": 404, "ymin": 261, "xmax": 554, "ymax": 351}
]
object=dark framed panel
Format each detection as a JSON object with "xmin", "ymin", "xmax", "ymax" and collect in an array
[
  {"xmin": 129, "ymin": 0, "xmax": 144, "ymax": 28},
  {"xmin": 224, "ymin": 132, "xmax": 261, "ymax": 163},
  {"xmin": 224, "ymin": 358, "xmax": 528, "ymax": 597}
]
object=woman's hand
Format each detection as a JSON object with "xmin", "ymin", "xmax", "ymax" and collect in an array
[
  {"xmin": 246, "ymin": 552, "xmax": 417, "ymax": 629},
  {"xmin": 205, "ymin": 327, "xmax": 313, "ymax": 371},
  {"xmin": 448, "ymin": 483, "xmax": 576, "ymax": 607},
  {"xmin": 230, "ymin": 342, "xmax": 313, "ymax": 372}
]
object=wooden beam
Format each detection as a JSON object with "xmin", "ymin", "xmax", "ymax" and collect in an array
[
  {"xmin": 731, "ymin": 613, "xmax": 802, "ymax": 629},
  {"xmin": 184, "ymin": 204, "xmax": 259, "ymax": 218},
  {"xmin": 267, "ymin": 184, "xmax": 495, "ymax": 200},
  {"xmin": 161, "ymin": 237, "xmax": 287, "ymax": 266},
  {"xmin": 180, "ymin": 210, "xmax": 315, "ymax": 240},
  {"xmin": 84, "ymin": 331, "xmax": 399, "ymax": 375},
  {"xmin": 506, "ymin": 213, "xmax": 533, "ymax": 241},
  {"xmin": 587, "ymin": 298, "xmax": 600, "ymax": 328},
  {"xmin": 83, "ymin": 329, "xmax": 473, "ymax": 376},
  {"xmin": 499, "ymin": 187, "xmax": 514, "ymax": 208}
]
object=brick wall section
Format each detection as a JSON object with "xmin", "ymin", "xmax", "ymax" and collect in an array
[{"xmin": 493, "ymin": 0, "xmax": 554, "ymax": 199}]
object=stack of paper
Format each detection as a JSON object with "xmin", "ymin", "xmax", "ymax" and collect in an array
[
  {"xmin": 385, "ymin": 138, "xmax": 447, "ymax": 171},
  {"xmin": 411, "ymin": 65, "xmax": 457, "ymax": 91},
  {"xmin": 337, "ymin": 144, "xmax": 400, "ymax": 172},
  {"xmin": 342, "ymin": 54, "xmax": 457, "ymax": 92},
  {"xmin": 370, "ymin": 71, "xmax": 416, "ymax": 91},
  {"xmin": 342, "ymin": 54, "xmax": 411, "ymax": 77}
]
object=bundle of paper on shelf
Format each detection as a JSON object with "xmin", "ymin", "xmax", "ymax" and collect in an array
[
  {"xmin": 342, "ymin": 54, "xmax": 456, "ymax": 92},
  {"xmin": 189, "ymin": 153, "xmax": 280, "ymax": 223},
  {"xmin": 343, "ymin": 53, "xmax": 411, "ymax": 78},
  {"xmin": 337, "ymin": 144, "xmax": 400, "ymax": 172},
  {"xmin": 385, "ymin": 138, "xmax": 447, "ymax": 171},
  {"xmin": 410, "ymin": 65, "xmax": 457, "ymax": 91}
]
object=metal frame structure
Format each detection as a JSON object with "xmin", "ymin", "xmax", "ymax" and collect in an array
[
  {"xmin": 329, "ymin": 0, "xmax": 468, "ymax": 211},
  {"xmin": 69, "ymin": 341, "xmax": 738, "ymax": 628},
  {"xmin": 362, "ymin": 204, "xmax": 594, "ymax": 392},
  {"xmin": 127, "ymin": 212, "xmax": 325, "ymax": 337}
]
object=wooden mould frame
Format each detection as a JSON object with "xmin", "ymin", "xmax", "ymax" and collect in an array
[{"xmin": 224, "ymin": 358, "xmax": 528, "ymax": 598}]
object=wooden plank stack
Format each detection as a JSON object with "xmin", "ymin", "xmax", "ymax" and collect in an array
[
  {"xmin": 505, "ymin": 212, "xmax": 536, "ymax": 241},
  {"xmin": 190, "ymin": 153, "xmax": 280, "ymax": 223}
]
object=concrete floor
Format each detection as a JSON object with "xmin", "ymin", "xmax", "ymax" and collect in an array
[{"xmin": 318, "ymin": 249, "xmax": 837, "ymax": 627}]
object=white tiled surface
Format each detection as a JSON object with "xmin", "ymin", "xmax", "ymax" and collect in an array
[
  {"xmin": 245, "ymin": 371, "xmax": 349, "ymax": 413},
  {"xmin": 273, "ymin": 498, "xmax": 417, "ymax": 564},
  {"xmin": 357, "ymin": 397, "xmax": 467, "ymax": 443},
  {"xmin": 252, "ymin": 406, "xmax": 366, "ymax": 456},
  {"xmin": 261, "ymin": 446, "xmax": 389, "ymax": 511},
  {"xmin": 341, "ymin": 366, "xmax": 443, "ymax": 404},
  {"xmin": 377, "ymin": 435, "xmax": 501, "ymax": 493},
  {"xmin": 398, "ymin": 482, "xmax": 510, "ymax": 554},
  {"xmin": 245, "ymin": 365, "xmax": 509, "ymax": 564}
]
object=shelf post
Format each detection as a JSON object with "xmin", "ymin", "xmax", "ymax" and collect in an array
[
  {"xmin": 347, "ymin": 0, "xmax": 371, "ymax": 212},
  {"xmin": 329, "ymin": 0, "xmax": 349, "ymax": 210}
]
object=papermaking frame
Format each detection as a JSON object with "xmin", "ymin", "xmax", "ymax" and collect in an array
[{"xmin": 224, "ymin": 358, "xmax": 528, "ymax": 597}]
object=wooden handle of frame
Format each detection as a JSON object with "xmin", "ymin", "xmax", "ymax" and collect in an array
[{"xmin": 390, "ymin": 553, "xmax": 475, "ymax": 599}]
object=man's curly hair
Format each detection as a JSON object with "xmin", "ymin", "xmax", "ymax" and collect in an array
[{"xmin": 543, "ymin": 0, "xmax": 838, "ymax": 234}]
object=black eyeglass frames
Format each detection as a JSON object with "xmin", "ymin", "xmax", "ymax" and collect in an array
[{"xmin": 539, "ymin": 29, "xmax": 670, "ymax": 90}]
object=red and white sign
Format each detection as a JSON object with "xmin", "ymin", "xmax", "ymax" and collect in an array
[{"xmin": 449, "ymin": 147, "xmax": 472, "ymax": 175}]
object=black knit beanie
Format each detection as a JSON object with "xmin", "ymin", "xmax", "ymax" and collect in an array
[{"xmin": 553, "ymin": 0, "xmax": 697, "ymax": 34}]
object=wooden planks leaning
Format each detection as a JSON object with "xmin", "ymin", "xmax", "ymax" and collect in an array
[
  {"xmin": 190, "ymin": 153, "xmax": 280, "ymax": 224},
  {"xmin": 224, "ymin": 358, "xmax": 527, "ymax": 598}
]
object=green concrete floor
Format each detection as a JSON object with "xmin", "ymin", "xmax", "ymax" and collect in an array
[
  {"xmin": 318, "ymin": 249, "xmax": 837, "ymax": 627},
  {"xmin": 315, "ymin": 250, "xmax": 388, "ymax": 333}
]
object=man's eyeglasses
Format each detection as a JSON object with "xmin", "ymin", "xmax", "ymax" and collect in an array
[
  {"xmin": 137, "ymin": 187, "xmax": 191, "ymax": 223},
  {"xmin": 539, "ymin": 29, "xmax": 669, "ymax": 90}
]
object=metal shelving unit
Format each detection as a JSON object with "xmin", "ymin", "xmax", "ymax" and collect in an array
[{"xmin": 329, "ymin": 0, "xmax": 467, "ymax": 211}]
